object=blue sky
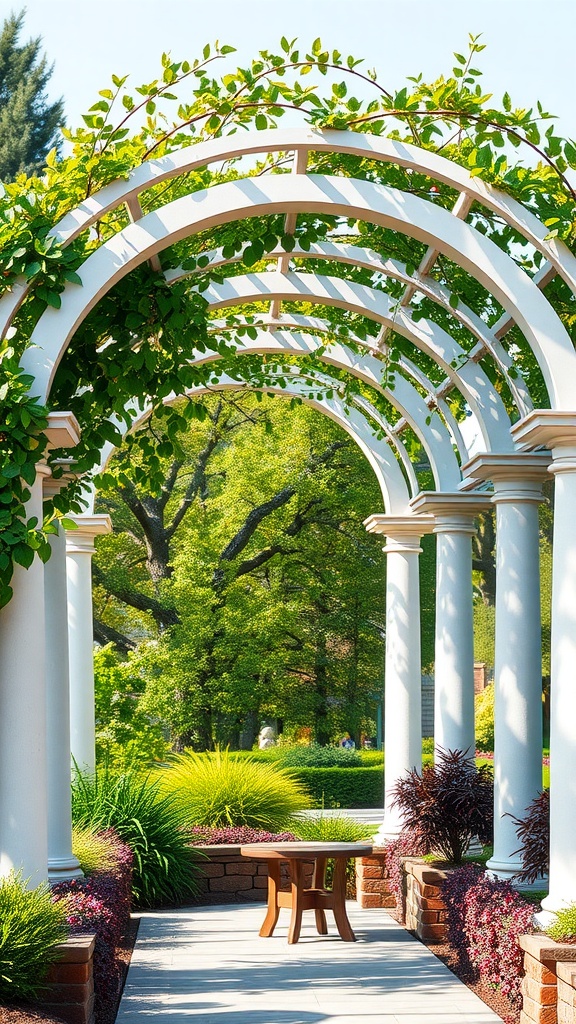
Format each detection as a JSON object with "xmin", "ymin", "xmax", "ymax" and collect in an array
[{"xmin": 12, "ymin": 0, "xmax": 576, "ymax": 140}]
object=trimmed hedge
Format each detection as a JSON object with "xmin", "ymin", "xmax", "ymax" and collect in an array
[{"xmin": 292, "ymin": 766, "xmax": 383, "ymax": 808}]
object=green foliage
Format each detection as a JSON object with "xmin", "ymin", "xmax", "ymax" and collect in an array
[
  {"xmin": 117, "ymin": 397, "xmax": 385, "ymax": 749},
  {"xmin": 0, "ymin": 11, "xmax": 64, "ymax": 180},
  {"xmin": 0, "ymin": 871, "xmax": 68, "ymax": 1001},
  {"xmin": 0, "ymin": 33, "xmax": 574, "ymax": 605},
  {"xmin": 71, "ymin": 825, "xmax": 122, "ymax": 877},
  {"xmin": 71, "ymin": 768, "xmax": 200, "ymax": 908},
  {"xmin": 473, "ymin": 602, "xmax": 496, "ymax": 668},
  {"xmin": 156, "ymin": 748, "xmax": 311, "ymax": 829},
  {"xmin": 274, "ymin": 743, "xmax": 362, "ymax": 768},
  {"xmin": 290, "ymin": 766, "xmax": 384, "ymax": 808},
  {"xmin": 94, "ymin": 645, "xmax": 168, "ymax": 769},
  {"xmin": 546, "ymin": 903, "xmax": 576, "ymax": 943},
  {"xmin": 293, "ymin": 812, "xmax": 374, "ymax": 843},
  {"xmin": 358, "ymin": 749, "xmax": 384, "ymax": 765},
  {"xmin": 475, "ymin": 682, "xmax": 495, "ymax": 752}
]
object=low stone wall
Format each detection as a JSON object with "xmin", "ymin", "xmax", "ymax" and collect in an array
[
  {"xmin": 355, "ymin": 849, "xmax": 448, "ymax": 944},
  {"xmin": 37, "ymin": 934, "xmax": 96, "ymax": 1024},
  {"xmin": 192, "ymin": 845, "xmax": 314, "ymax": 903},
  {"xmin": 519, "ymin": 934, "xmax": 576, "ymax": 1024},
  {"xmin": 355, "ymin": 847, "xmax": 395, "ymax": 909},
  {"xmin": 557, "ymin": 962, "xmax": 576, "ymax": 1024},
  {"xmin": 404, "ymin": 859, "xmax": 448, "ymax": 943}
]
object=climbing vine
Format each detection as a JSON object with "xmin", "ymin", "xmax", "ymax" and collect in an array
[{"xmin": 0, "ymin": 34, "xmax": 574, "ymax": 605}]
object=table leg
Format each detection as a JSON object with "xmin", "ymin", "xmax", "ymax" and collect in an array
[
  {"xmin": 331, "ymin": 858, "xmax": 356, "ymax": 942},
  {"xmin": 259, "ymin": 859, "xmax": 281, "ymax": 937},
  {"xmin": 312, "ymin": 856, "xmax": 328, "ymax": 935},
  {"xmin": 287, "ymin": 859, "xmax": 304, "ymax": 944}
]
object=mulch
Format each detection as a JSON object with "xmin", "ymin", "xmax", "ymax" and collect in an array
[{"xmin": 1, "ymin": 907, "xmax": 518, "ymax": 1024}]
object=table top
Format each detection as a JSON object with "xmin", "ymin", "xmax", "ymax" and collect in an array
[{"xmin": 240, "ymin": 841, "xmax": 373, "ymax": 860}]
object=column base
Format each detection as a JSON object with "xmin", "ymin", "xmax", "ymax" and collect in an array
[
  {"xmin": 512, "ymin": 874, "xmax": 549, "ymax": 895},
  {"xmin": 371, "ymin": 822, "xmax": 399, "ymax": 845},
  {"xmin": 48, "ymin": 855, "xmax": 84, "ymax": 883},
  {"xmin": 541, "ymin": 892, "xmax": 574, "ymax": 915},
  {"xmin": 485, "ymin": 855, "xmax": 523, "ymax": 881}
]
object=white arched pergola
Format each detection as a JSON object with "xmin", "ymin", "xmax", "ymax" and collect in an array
[{"xmin": 1, "ymin": 128, "xmax": 575, "ymax": 918}]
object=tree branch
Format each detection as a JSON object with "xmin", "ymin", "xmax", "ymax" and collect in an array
[
  {"xmin": 92, "ymin": 564, "xmax": 180, "ymax": 627},
  {"xmin": 93, "ymin": 618, "xmax": 137, "ymax": 656}
]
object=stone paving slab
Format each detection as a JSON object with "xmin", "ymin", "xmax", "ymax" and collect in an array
[{"xmin": 116, "ymin": 902, "xmax": 504, "ymax": 1023}]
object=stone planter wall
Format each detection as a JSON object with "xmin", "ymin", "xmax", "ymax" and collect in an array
[
  {"xmin": 192, "ymin": 845, "xmax": 314, "ymax": 903},
  {"xmin": 37, "ymin": 934, "xmax": 96, "ymax": 1024},
  {"xmin": 355, "ymin": 847, "xmax": 395, "ymax": 909},
  {"xmin": 404, "ymin": 859, "xmax": 448, "ymax": 943},
  {"xmin": 519, "ymin": 934, "xmax": 576, "ymax": 1024},
  {"xmin": 557, "ymin": 962, "xmax": 576, "ymax": 1024}
]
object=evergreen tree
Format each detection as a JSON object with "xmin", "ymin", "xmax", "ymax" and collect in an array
[{"xmin": 0, "ymin": 10, "xmax": 63, "ymax": 180}]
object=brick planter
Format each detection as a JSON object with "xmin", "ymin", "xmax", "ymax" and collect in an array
[
  {"xmin": 355, "ymin": 847, "xmax": 395, "ymax": 909},
  {"xmin": 404, "ymin": 859, "xmax": 448, "ymax": 943},
  {"xmin": 35, "ymin": 934, "xmax": 96, "ymax": 1024},
  {"xmin": 192, "ymin": 845, "xmax": 314, "ymax": 903},
  {"xmin": 557, "ymin": 962, "xmax": 576, "ymax": 1024},
  {"xmin": 519, "ymin": 934, "xmax": 576, "ymax": 1024}
]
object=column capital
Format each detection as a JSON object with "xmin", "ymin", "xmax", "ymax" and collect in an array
[
  {"xmin": 410, "ymin": 491, "xmax": 492, "ymax": 533},
  {"xmin": 461, "ymin": 452, "xmax": 550, "ymax": 504},
  {"xmin": 364, "ymin": 513, "xmax": 435, "ymax": 539},
  {"xmin": 45, "ymin": 412, "xmax": 81, "ymax": 451},
  {"xmin": 65, "ymin": 514, "xmax": 112, "ymax": 554},
  {"xmin": 364, "ymin": 513, "xmax": 435, "ymax": 553},
  {"xmin": 461, "ymin": 451, "xmax": 551, "ymax": 485},
  {"xmin": 511, "ymin": 410, "xmax": 576, "ymax": 451}
]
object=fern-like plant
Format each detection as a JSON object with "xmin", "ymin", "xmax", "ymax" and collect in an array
[
  {"xmin": 157, "ymin": 748, "xmax": 311, "ymax": 830},
  {"xmin": 0, "ymin": 872, "xmax": 68, "ymax": 1001}
]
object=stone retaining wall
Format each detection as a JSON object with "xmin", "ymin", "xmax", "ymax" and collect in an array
[
  {"xmin": 404, "ymin": 859, "xmax": 448, "ymax": 943},
  {"xmin": 355, "ymin": 847, "xmax": 395, "ymax": 909},
  {"xmin": 557, "ymin": 962, "xmax": 576, "ymax": 1024},
  {"xmin": 192, "ymin": 845, "xmax": 314, "ymax": 903},
  {"xmin": 519, "ymin": 935, "xmax": 576, "ymax": 1024},
  {"xmin": 37, "ymin": 934, "xmax": 96, "ymax": 1024}
]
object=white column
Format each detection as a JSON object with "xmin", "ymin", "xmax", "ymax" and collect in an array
[
  {"xmin": 66, "ymin": 516, "xmax": 111, "ymax": 775},
  {"xmin": 411, "ymin": 493, "xmax": 491, "ymax": 758},
  {"xmin": 43, "ymin": 509, "xmax": 83, "ymax": 882},
  {"xmin": 464, "ymin": 453, "xmax": 548, "ymax": 881},
  {"xmin": 0, "ymin": 465, "xmax": 50, "ymax": 884},
  {"xmin": 512, "ymin": 413, "xmax": 576, "ymax": 912},
  {"xmin": 364, "ymin": 514, "xmax": 434, "ymax": 840}
]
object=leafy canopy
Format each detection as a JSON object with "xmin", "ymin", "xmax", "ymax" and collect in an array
[{"xmin": 0, "ymin": 34, "xmax": 574, "ymax": 606}]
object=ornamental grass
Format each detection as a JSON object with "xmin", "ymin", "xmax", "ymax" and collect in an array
[
  {"xmin": 0, "ymin": 872, "xmax": 68, "ymax": 1001},
  {"xmin": 72, "ymin": 767, "xmax": 201, "ymax": 907},
  {"xmin": 156, "ymin": 748, "xmax": 311, "ymax": 831}
]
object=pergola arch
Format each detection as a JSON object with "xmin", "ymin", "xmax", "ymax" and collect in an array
[
  {"xmin": 97, "ymin": 373, "xmax": 413, "ymax": 512},
  {"xmin": 1, "ymin": 125, "xmax": 575, "ymax": 919},
  {"xmin": 168, "ymin": 239, "xmax": 533, "ymax": 416},
  {"xmin": 210, "ymin": 312, "xmax": 476, "ymax": 466},
  {"xmin": 19, "ymin": 170, "xmax": 576, "ymax": 409},
  {"xmin": 185, "ymin": 327, "xmax": 462, "ymax": 491},
  {"xmin": 202, "ymin": 272, "xmax": 514, "ymax": 452}
]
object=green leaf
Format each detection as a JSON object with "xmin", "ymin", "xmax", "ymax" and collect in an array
[{"xmin": 13, "ymin": 543, "xmax": 34, "ymax": 569}]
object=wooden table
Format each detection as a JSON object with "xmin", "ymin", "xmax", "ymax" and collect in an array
[{"xmin": 240, "ymin": 841, "xmax": 373, "ymax": 944}]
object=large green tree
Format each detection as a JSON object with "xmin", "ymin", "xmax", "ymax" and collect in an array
[
  {"xmin": 0, "ymin": 10, "xmax": 63, "ymax": 180},
  {"xmin": 93, "ymin": 395, "xmax": 385, "ymax": 750}
]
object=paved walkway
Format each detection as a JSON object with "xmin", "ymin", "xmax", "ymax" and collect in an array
[{"xmin": 117, "ymin": 902, "xmax": 504, "ymax": 1024}]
